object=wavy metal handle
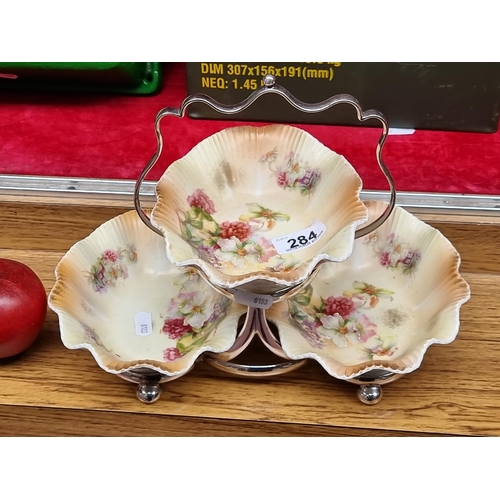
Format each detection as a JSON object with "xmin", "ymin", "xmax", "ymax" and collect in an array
[{"xmin": 134, "ymin": 74, "xmax": 396, "ymax": 239}]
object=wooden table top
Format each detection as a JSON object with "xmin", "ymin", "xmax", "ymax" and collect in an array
[{"xmin": 1, "ymin": 194, "xmax": 499, "ymax": 436}]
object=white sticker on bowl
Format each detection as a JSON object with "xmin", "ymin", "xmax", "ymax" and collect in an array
[
  {"xmin": 134, "ymin": 312, "xmax": 153, "ymax": 337},
  {"xmin": 271, "ymin": 220, "xmax": 326, "ymax": 254},
  {"xmin": 233, "ymin": 290, "xmax": 275, "ymax": 310}
]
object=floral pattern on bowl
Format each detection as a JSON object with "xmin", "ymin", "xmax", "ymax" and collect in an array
[
  {"xmin": 87, "ymin": 244, "xmax": 138, "ymax": 293},
  {"xmin": 177, "ymin": 188, "xmax": 299, "ymax": 275},
  {"xmin": 262, "ymin": 149, "xmax": 321, "ymax": 194},
  {"xmin": 151, "ymin": 124, "xmax": 368, "ymax": 293},
  {"xmin": 266, "ymin": 200, "xmax": 471, "ymax": 379},
  {"xmin": 49, "ymin": 210, "xmax": 246, "ymax": 376}
]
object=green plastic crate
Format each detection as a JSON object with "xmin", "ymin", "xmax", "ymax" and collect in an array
[{"xmin": 0, "ymin": 62, "xmax": 161, "ymax": 95}]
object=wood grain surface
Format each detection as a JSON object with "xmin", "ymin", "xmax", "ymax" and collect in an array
[{"xmin": 0, "ymin": 195, "xmax": 499, "ymax": 436}]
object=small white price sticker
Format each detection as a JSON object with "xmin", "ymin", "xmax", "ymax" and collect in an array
[
  {"xmin": 134, "ymin": 312, "xmax": 153, "ymax": 337},
  {"xmin": 271, "ymin": 220, "xmax": 326, "ymax": 254},
  {"xmin": 233, "ymin": 290, "xmax": 275, "ymax": 310}
]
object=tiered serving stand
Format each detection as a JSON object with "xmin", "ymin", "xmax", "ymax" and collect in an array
[{"xmin": 48, "ymin": 75, "xmax": 470, "ymax": 405}]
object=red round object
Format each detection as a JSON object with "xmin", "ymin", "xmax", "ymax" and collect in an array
[{"xmin": 0, "ymin": 258, "xmax": 47, "ymax": 358}]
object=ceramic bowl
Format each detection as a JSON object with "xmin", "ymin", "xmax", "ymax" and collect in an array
[
  {"xmin": 49, "ymin": 210, "xmax": 246, "ymax": 377},
  {"xmin": 150, "ymin": 124, "xmax": 368, "ymax": 294},
  {"xmin": 266, "ymin": 201, "xmax": 471, "ymax": 379}
]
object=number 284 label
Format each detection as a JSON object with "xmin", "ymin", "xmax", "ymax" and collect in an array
[{"xmin": 271, "ymin": 221, "xmax": 327, "ymax": 254}]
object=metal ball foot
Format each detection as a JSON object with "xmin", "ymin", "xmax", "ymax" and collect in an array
[
  {"xmin": 357, "ymin": 384, "xmax": 383, "ymax": 405},
  {"xmin": 136, "ymin": 382, "xmax": 161, "ymax": 404},
  {"xmin": 117, "ymin": 368, "xmax": 189, "ymax": 403}
]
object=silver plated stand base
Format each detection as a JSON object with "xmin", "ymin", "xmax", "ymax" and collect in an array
[{"xmin": 205, "ymin": 307, "xmax": 307, "ymax": 377}]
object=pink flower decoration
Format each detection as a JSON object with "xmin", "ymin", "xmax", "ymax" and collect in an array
[
  {"xmin": 163, "ymin": 347, "xmax": 183, "ymax": 361},
  {"xmin": 379, "ymin": 252, "xmax": 392, "ymax": 267},
  {"xmin": 255, "ymin": 236, "xmax": 278, "ymax": 263},
  {"xmin": 102, "ymin": 249, "xmax": 118, "ymax": 262},
  {"xmin": 356, "ymin": 314, "xmax": 377, "ymax": 342},
  {"xmin": 187, "ymin": 189, "xmax": 215, "ymax": 214},
  {"xmin": 220, "ymin": 221, "xmax": 253, "ymax": 241},
  {"xmin": 162, "ymin": 317, "xmax": 192, "ymax": 339},
  {"xmin": 277, "ymin": 171, "xmax": 288, "ymax": 187},
  {"xmin": 324, "ymin": 296, "xmax": 357, "ymax": 319}
]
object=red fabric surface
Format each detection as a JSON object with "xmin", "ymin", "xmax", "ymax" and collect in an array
[{"xmin": 1, "ymin": 63, "xmax": 499, "ymax": 195}]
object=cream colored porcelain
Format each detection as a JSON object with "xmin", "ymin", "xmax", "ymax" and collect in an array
[
  {"xmin": 49, "ymin": 210, "xmax": 246, "ymax": 376},
  {"xmin": 266, "ymin": 201, "xmax": 471, "ymax": 379},
  {"xmin": 151, "ymin": 124, "xmax": 368, "ymax": 293}
]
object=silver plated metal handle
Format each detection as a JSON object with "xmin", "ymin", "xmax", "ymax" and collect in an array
[{"xmin": 134, "ymin": 74, "xmax": 396, "ymax": 239}]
